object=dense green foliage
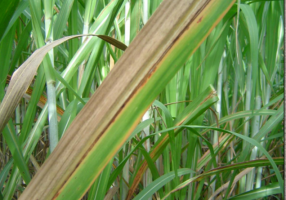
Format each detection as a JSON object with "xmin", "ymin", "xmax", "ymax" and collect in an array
[{"xmin": 0, "ymin": 0, "xmax": 284, "ymax": 199}]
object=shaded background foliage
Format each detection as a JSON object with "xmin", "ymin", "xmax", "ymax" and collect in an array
[{"xmin": 0, "ymin": 0, "xmax": 284, "ymax": 199}]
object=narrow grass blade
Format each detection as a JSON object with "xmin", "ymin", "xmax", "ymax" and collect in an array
[
  {"xmin": 228, "ymin": 182, "xmax": 281, "ymax": 200},
  {"xmin": 3, "ymin": 122, "xmax": 31, "ymax": 184},
  {"xmin": 53, "ymin": 0, "xmax": 75, "ymax": 40},
  {"xmin": 0, "ymin": 0, "xmax": 19, "ymax": 41},
  {"xmin": 133, "ymin": 169, "xmax": 195, "ymax": 200},
  {"xmin": 87, "ymin": 160, "xmax": 113, "ymax": 200},
  {"xmin": 0, "ymin": 160, "xmax": 13, "ymax": 190},
  {"xmin": 1, "ymin": 0, "xmax": 28, "ymax": 41}
]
